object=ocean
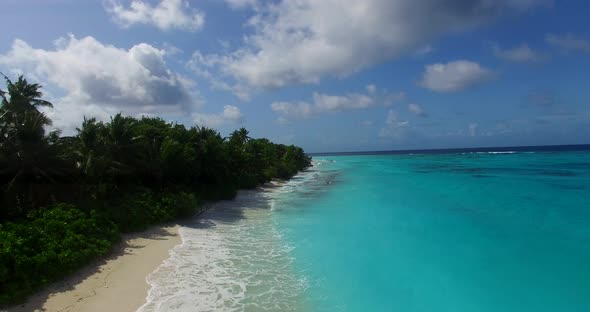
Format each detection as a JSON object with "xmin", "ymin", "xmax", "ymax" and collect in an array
[{"xmin": 138, "ymin": 146, "xmax": 590, "ymax": 311}]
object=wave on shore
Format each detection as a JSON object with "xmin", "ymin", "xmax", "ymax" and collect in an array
[{"xmin": 137, "ymin": 172, "xmax": 318, "ymax": 312}]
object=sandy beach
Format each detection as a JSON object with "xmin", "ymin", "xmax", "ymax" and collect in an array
[{"xmin": 5, "ymin": 225, "xmax": 181, "ymax": 312}]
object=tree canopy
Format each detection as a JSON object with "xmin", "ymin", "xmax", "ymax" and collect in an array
[{"xmin": 0, "ymin": 75, "xmax": 311, "ymax": 305}]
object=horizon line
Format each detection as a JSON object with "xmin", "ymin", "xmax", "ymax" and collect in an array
[{"xmin": 308, "ymin": 143, "xmax": 590, "ymax": 156}]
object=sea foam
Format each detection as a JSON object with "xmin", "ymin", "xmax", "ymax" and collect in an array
[{"xmin": 137, "ymin": 170, "xmax": 318, "ymax": 312}]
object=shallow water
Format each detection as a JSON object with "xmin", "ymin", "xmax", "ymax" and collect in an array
[
  {"xmin": 138, "ymin": 185, "xmax": 307, "ymax": 312},
  {"xmin": 140, "ymin": 150, "xmax": 590, "ymax": 311}
]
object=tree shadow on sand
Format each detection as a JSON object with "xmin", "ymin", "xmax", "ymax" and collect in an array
[
  {"xmin": 182, "ymin": 183, "xmax": 284, "ymax": 230},
  {"xmin": 8, "ymin": 175, "xmax": 327, "ymax": 311},
  {"xmin": 6, "ymin": 226, "xmax": 177, "ymax": 312}
]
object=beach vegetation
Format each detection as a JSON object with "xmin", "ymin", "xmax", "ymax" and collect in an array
[{"xmin": 0, "ymin": 75, "xmax": 311, "ymax": 305}]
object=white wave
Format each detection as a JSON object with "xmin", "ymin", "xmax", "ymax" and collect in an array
[
  {"xmin": 138, "ymin": 177, "xmax": 313, "ymax": 312},
  {"xmin": 475, "ymin": 151, "xmax": 517, "ymax": 154},
  {"xmin": 311, "ymin": 158, "xmax": 336, "ymax": 166}
]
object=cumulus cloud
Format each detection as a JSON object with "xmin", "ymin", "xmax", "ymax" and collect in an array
[
  {"xmin": 493, "ymin": 43, "xmax": 547, "ymax": 62},
  {"xmin": 192, "ymin": 0, "xmax": 548, "ymax": 96},
  {"xmin": 271, "ymin": 87, "xmax": 403, "ymax": 121},
  {"xmin": 408, "ymin": 103, "xmax": 427, "ymax": 117},
  {"xmin": 386, "ymin": 110, "xmax": 409, "ymax": 127},
  {"xmin": 105, "ymin": 0, "xmax": 205, "ymax": 31},
  {"xmin": 192, "ymin": 105, "xmax": 243, "ymax": 128},
  {"xmin": 271, "ymin": 101, "xmax": 313, "ymax": 120},
  {"xmin": 379, "ymin": 109, "xmax": 409, "ymax": 139},
  {"xmin": 188, "ymin": 51, "xmax": 253, "ymax": 101},
  {"xmin": 420, "ymin": 60, "xmax": 494, "ymax": 92},
  {"xmin": 546, "ymin": 33, "xmax": 590, "ymax": 53},
  {"xmin": 0, "ymin": 35, "xmax": 197, "ymax": 132},
  {"xmin": 313, "ymin": 93, "xmax": 374, "ymax": 111}
]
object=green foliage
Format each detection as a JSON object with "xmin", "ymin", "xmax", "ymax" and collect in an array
[
  {"xmin": 0, "ymin": 75, "xmax": 311, "ymax": 305},
  {"xmin": 0, "ymin": 204, "xmax": 119, "ymax": 304},
  {"xmin": 105, "ymin": 191, "xmax": 162, "ymax": 232},
  {"xmin": 160, "ymin": 191, "xmax": 201, "ymax": 218},
  {"xmin": 104, "ymin": 191, "xmax": 201, "ymax": 232}
]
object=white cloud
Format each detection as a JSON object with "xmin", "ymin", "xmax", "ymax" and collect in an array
[
  {"xmin": 493, "ymin": 43, "xmax": 547, "ymax": 62},
  {"xmin": 0, "ymin": 35, "xmax": 197, "ymax": 132},
  {"xmin": 414, "ymin": 45, "xmax": 434, "ymax": 56},
  {"xmin": 420, "ymin": 60, "xmax": 494, "ymax": 92},
  {"xmin": 192, "ymin": 0, "xmax": 548, "ymax": 96},
  {"xmin": 469, "ymin": 123, "xmax": 479, "ymax": 137},
  {"xmin": 271, "ymin": 101, "xmax": 313, "ymax": 119},
  {"xmin": 224, "ymin": 0, "xmax": 259, "ymax": 9},
  {"xmin": 379, "ymin": 109, "xmax": 409, "ymax": 139},
  {"xmin": 271, "ymin": 87, "xmax": 402, "ymax": 121},
  {"xmin": 221, "ymin": 104, "xmax": 242, "ymax": 120},
  {"xmin": 193, "ymin": 105, "xmax": 243, "ymax": 128},
  {"xmin": 162, "ymin": 42, "xmax": 183, "ymax": 55},
  {"xmin": 188, "ymin": 51, "xmax": 253, "ymax": 101},
  {"xmin": 408, "ymin": 103, "xmax": 426, "ymax": 117},
  {"xmin": 546, "ymin": 33, "xmax": 590, "ymax": 53},
  {"xmin": 313, "ymin": 93, "xmax": 374, "ymax": 111},
  {"xmin": 218, "ymin": 39, "xmax": 231, "ymax": 50},
  {"xmin": 105, "ymin": 0, "xmax": 205, "ymax": 31}
]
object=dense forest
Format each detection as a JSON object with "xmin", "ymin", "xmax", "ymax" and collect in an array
[{"xmin": 0, "ymin": 75, "xmax": 311, "ymax": 305}]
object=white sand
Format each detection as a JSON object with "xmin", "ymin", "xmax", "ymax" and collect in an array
[{"xmin": 5, "ymin": 225, "xmax": 181, "ymax": 312}]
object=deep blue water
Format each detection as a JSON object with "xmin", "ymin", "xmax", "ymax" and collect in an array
[{"xmin": 272, "ymin": 149, "xmax": 590, "ymax": 311}]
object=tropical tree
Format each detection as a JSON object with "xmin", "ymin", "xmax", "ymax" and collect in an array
[
  {"xmin": 0, "ymin": 75, "xmax": 313, "ymax": 304},
  {"xmin": 0, "ymin": 74, "xmax": 72, "ymax": 216},
  {"xmin": 133, "ymin": 116, "xmax": 169, "ymax": 187},
  {"xmin": 228, "ymin": 128, "xmax": 251, "ymax": 146},
  {"xmin": 0, "ymin": 74, "xmax": 53, "ymax": 114}
]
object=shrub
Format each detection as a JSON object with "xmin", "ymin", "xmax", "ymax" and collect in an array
[
  {"xmin": 103, "ymin": 191, "xmax": 202, "ymax": 233},
  {"xmin": 160, "ymin": 191, "xmax": 201, "ymax": 217},
  {"xmin": 198, "ymin": 183, "xmax": 238, "ymax": 201},
  {"xmin": 239, "ymin": 175, "xmax": 259, "ymax": 189},
  {"xmin": 103, "ymin": 192, "xmax": 161, "ymax": 232},
  {"xmin": 0, "ymin": 204, "xmax": 119, "ymax": 305}
]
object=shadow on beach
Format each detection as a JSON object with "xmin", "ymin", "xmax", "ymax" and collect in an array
[
  {"xmin": 183, "ymin": 182, "xmax": 284, "ymax": 230},
  {"xmin": 7, "ymin": 184, "xmax": 285, "ymax": 311},
  {"xmin": 7, "ymin": 172, "xmax": 325, "ymax": 311},
  {"xmin": 5, "ymin": 226, "xmax": 178, "ymax": 312},
  {"xmin": 183, "ymin": 168, "xmax": 336, "ymax": 230}
]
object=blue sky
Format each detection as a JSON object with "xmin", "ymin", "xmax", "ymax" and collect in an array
[{"xmin": 1, "ymin": 0, "xmax": 589, "ymax": 152}]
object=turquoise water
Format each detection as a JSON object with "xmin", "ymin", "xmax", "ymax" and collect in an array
[
  {"xmin": 272, "ymin": 151, "xmax": 590, "ymax": 311},
  {"xmin": 141, "ymin": 150, "xmax": 590, "ymax": 311}
]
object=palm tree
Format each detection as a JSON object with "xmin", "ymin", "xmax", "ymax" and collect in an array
[
  {"xmin": 1, "ymin": 74, "xmax": 53, "ymax": 134},
  {"xmin": 0, "ymin": 74, "xmax": 52, "ymax": 108},
  {"xmin": 76, "ymin": 114, "xmax": 140, "ymax": 188},
  {"xmin": 1, "ymin": 74, "xmax": 53, "ymax": 146},
  {"xmin": 0, "ymin": 74, "xmax": 71, "ymax": 215},
  {"xmin": 228, "ymin": 128, "xmax": 251, "ymax": 146},
  {"xmin": 75, "ymin": 117, "xmax": 105, "ymax": 178}
]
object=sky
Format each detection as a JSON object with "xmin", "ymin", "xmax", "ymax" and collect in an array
[{"xmin": 0, "ymin": 0, "xmax": 589, "ymax": 153}]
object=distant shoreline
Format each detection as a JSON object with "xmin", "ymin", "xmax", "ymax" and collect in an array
[
  {"xmin": 309, "ymin": 143, "xmax": 590, "ymax": 156},
  {"xmin": 6, "ymin": 225, "xmax": 181, "ymax": 312}
]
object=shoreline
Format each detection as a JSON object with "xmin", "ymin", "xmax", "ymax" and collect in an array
[
  {"xmin": 134, "ymin": 183, "xmax": 308, "ymax": 311},
  {"xmin": 5, "ymin": 225, "xmax": 181, "ymax": 312}
]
